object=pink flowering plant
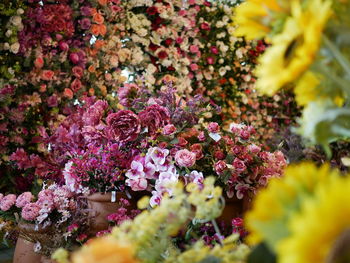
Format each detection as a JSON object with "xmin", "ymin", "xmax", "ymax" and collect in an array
[{"xmin": 24, "ymin": 87, "xmax": 209, "ymax": 194}]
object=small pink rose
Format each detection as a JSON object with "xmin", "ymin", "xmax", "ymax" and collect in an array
[{"xmin": 175, "ymin": 149, "xmax": 196, "ymax": 167}]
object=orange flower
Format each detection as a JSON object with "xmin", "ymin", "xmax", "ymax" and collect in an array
[
  {"xmin": 91, "ymin": 24, "xmax": 107, "ymax": 36},
  {"xmin": 88, "ymin": 65, "xmax": 96, "ymax": 73},
  {"xmin": 98, "ymin": 0, "xmax": 108, "ymax": 5},
  {"xmin": 72, "ymin": 237, "xmax": 138, "ymax": 263},
  {"xmin": 89, "ymin": 88, "xmax": 95, "ymax": 96},
  {"xmin": 93, "ymin": 13, "xmax": 104, "ymax": 24},
  {"xmin": 94, "ymin": 40, "xmax": 105, "ymax": 49},
  {"xmin": 63, "ymin": 88, "xmax": 74, "ymax": 99}
]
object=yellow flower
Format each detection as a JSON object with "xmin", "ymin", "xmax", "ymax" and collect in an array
[
  {"xmin": 294, "ymin": 71, "xmax": 320, "ymax": 106},
  {"xmin": 232, "ymin": 0, "xmax": 287, "ymax": 40},
  {"xmin": 277, "ymin": 175, "xmax": 350, "ymax": 263},
  {"xmin": 52, "ymin": 248, "xmax": 70, "ymax": 263},
  {"xmin": 72, "ymin": 237, "xmax": 138, "ymax": 263},
  {"xmin": 255, "ymin": 0, "xmax": 332, "ymax": 95},
  {"xmin": 245, "ymin": 162, "xmax": 337, "ymax": 250}
]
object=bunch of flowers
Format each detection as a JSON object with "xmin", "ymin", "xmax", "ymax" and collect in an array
[
  {"xmin": 245, "ymin": 162, "xmax": 350, "ymax": 263},
  {"xmin": 53, "ymin": 178, "xmax": 250, "ymax": 263},
  {"xmin": 0, "ymin": 183, "xmax": 87, "ymax": 255},
  {"xmin": 232, "ymin": 0, "xmax": 350, "ymax": 150},
  {"xmin": 125, "ymin": 119, "xmax": 286, "ymax": 205},
  {"xmin": 9, "ymin": 88, "xmax": 207, "ymax": 194}
]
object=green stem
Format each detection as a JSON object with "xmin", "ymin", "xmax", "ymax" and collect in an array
[
  {"xmin": 323, "ymin": 35, "xmax": 350, "ymax": 77},
  {"xmin": 211, "ymin": 219, "xmax": 223, "ymax": 246}
]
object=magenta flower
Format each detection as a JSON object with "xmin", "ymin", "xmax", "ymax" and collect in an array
[
  {"xmin": 138, "ymin": 104, "xmax": 170, "ymax": 135},
  {"xmin": 106, "ymin": 110, "xmax": 141, "ymax": 142}
]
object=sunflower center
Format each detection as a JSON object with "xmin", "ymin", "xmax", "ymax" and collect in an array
[
  {"xmin": 283, "ymin": 36, "xmax": 303, "ymax": 67},
  {"xmin": 326, "ymin": 229, "xmax": 350, "ymax": 263}
]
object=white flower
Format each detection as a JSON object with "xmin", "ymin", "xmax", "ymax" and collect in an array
[
  {"xmin": 10, "ymin": 16, "xmax": 22, "ymax": 27},
  {"xmin": 219, "ymin": 67, "xmax": 227, "ymax": 76},
  {"xmin": 5, "ymin": 30, "xmax": 12, "ymax": 37},
  {"xmin": 10, "ymin": 42, "xmax": 20, "ymax": 53}
]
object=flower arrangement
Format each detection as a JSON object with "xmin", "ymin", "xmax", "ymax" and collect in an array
[
  {"xmin": 53, "ymin": 178, "xmax": 250, "ymax": 263},
  {"xmin": 0, "ymin": 183, "xmax": 87, "ymax": 255},
  {"xmin": 232, "ymin": 0, "xmax": 350, "ymax": 151},
  {"xmin": 245, "ymin": 162, "xmax": 350, "ymax": 263}
]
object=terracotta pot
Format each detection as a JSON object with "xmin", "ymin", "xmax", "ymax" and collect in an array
[
  {"xmin": 87, "ymin": 191, "xmax": 140, "ymax": 235},
  {"xmin": 13, "ymin": 237, "xmax": 42, "ymax": 263}
]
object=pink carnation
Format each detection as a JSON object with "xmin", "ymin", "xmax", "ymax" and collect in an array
[
  {"xmin": 21, "ymin": 203, "xmax": 40, "ymax": 221},
  {"xmin": 175, "ymin": 149, "xmax": 196, "ymax": 167},
  {"xmin": 0, "ymin": 194, "xmax": 16, "ymax": 211},
  {"xmin": 16, "ymin": 192, "xmax": 33, "ymax": 208}
]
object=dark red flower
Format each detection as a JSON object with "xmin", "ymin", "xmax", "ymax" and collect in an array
[
  {"xmin": 157, "ymin": 51, "xmax": 168, "ymax": 59},
  {"xmin": 147, "ymin": 6, "xmax": 158, "ymax": 15},
  {"xmin": 106, "ymin": 110, "xmax": 141, "ymax": 142}
]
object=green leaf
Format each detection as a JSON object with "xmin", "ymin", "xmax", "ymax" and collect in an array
[{"xmin": 247, "ymin": 243, "xmax": 276, "ymax": 263}]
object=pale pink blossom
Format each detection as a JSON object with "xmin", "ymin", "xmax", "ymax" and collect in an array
[
  {"xmin": 0, "ymin": 194, "xmax": 16, "ymax": 211},
  {"xmin": 22, "ymin": 203, "xmax": 40, "ymax": 221},
  {"xmin": 175, "ymin": 149, "xmax": 196, "ymax": 167},
  {"xmin": 16, "ymin": 192, "xmax": 33, "ymax": 208}
]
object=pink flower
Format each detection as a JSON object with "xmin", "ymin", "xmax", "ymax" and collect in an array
[
  {"xmin": 21, "ymin": 203, "xmax": 40, "ymax": 221},
  {"xmin": 59, "ymin": 41, "xmax": 69, "ymax": 51},
  {"xmin": 197, "ymin": 131, "xmax": 206, "ymax": 141},
  {"xmin": 232, "ymin": 217, "xmax": 244, "ymax": 227},
  {"xmin": 190, "ymin": 63, "xmax": 199, "ymax": 71},
  {"xmin": 146, "ymin": 147, "xmax": 169, "ymax": 166},
  {"xmin": 0, "ymin": 194, "xmax": 3, "ymax": 202},
  {"xmin": 214, "ymin": 160, "xmax": 227, "ymax": 175},
  {"xmin": 189, "ymin": 45, "xmax": 199, "ymax": 53},
  {"xmin": 70, "ymin": 78, "xmax": 82, "ymax": 92},
  {"xmin": 247, "ymin": 144, "xmax": 261, "ymax": 154},
  {"xmin": 117, "ymin": 83, "xmax": 139, "ymax": 107},
  {"xmin": 126, "ymin": 176, "xmax": 147, "ymax": 191},
  {"xmin": 67, "ymin": 223, "xmax": 79, "ymax": 232},
  {"xmin": 106, "ymin": 110, "xmax": 141, "ymax": 142},
  {"xmin": 185, "ymin": 170, "xmax": 204, "ymax": 187},
  {"xmin": 162, "ymin": 124, "xmax": 176, "ymax": 135},
  {"xmin": 47, "ymin": 94, "xmax": 59, "ymax": 107},
  {"xmin": 138, "ymin": 104, "xmax": 170, "ymax": 135},
  {"xmin": 240, "ymin": 129, "xmax": 250, "ymax": 140},
  {"xmin": 63, "ymin": 88, "xmax": 74, "ymax": 99},
  {"xmin": 16, "ymin": 192, "xmax": 33, "ymax": 208},
  {"xmin": 207, "ymin": 122, "xmax": 220, "ymax": 133},
  {"xmin": 233, "ymin": 158, "xmax": 246, "ymax": 173},
  {"xmin": 175, "ymin": 149, "xmax": 196, "ymax": 167},
  {"xmin": 82, "ymin": 100, "xmax": 108, "ymax": 126},
  {"xmin": 210, "ymin": 46, "xmax": 219, "ymax": 55},
  {"xmin": 34, "ymin": 57, "xmax": 44, "ymax": 68},
  {"xmin": 41, "ymin": 70, "xmax": 55, "ymax": 81},
  {"xmin": 69, "ymin": 52, "xmax": 80, "ymax": 64},
  {"xmin": 72, "ymin": 66, "xmax": 84, "ymax": 78},
  {"xmin": 0, "ymin": 194, "xmax": 16, "ymax": 211},
  {"xmin": 214, "ymin": 150, "xmax": 225, "ymax": 160},
  {"xmin": 207, "ymin": 57, "xmax": 214, "ymax": 65}
]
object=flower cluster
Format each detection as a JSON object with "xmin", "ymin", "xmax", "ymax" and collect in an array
[
  {"xmin": 10, "ymin": 88, "xmax": 208, "ymax": 194},
  {"xmin": 125, "ymin": 119, "xmax": 286, "ymax": 204},
  {"xmin": 0, "ymin": 183, "xmax": 77, "ymax": 227}
]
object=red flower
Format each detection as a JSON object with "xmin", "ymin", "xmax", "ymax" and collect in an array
[
  {"xmin": 147, "ymin": 6, "xmax": 158, "ymax": 15},
  {"xmin": 157, "ymin": 51, "xmax": 168, "ymax": 59},
  {"xmin": 164, "ymin": 38, "xmax": 173, "ymax": 46},
  {"xmin": 200, "ymin": 22, "xmax": 210, "ymax": 31},
  {"xmin": 149, "ymin": 43, "xmax": 160, "ymax": 52}
]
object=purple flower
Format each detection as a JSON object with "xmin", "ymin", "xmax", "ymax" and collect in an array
[{"xmin": 79, "ymin": 18, "xmax": 91, "ymax": 30}]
